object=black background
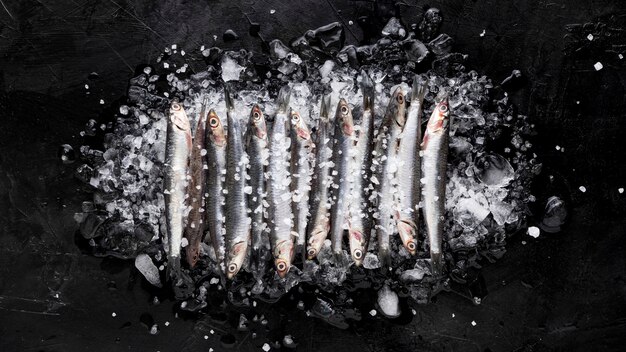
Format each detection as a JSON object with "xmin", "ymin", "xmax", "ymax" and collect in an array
[{"xmin": 1, "ymin": 1, "xmax": 625, "ymax": 351}]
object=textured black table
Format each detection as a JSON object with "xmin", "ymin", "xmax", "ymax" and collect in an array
[{"xmin": 1, "ymin": 1, "xmax": 625, "ymax": 351}]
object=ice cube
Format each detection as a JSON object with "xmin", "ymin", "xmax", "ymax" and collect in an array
[
  {"xmin": 135, "ymin": 254, "xmax": 162, "ymax": 288},
  {"xmin": 527, "ymin": 226, "xmax": 540, "ymax": 238},
  {"xmin": 377, "ymin": 284, "xmax": 400, "ymax": 318}
]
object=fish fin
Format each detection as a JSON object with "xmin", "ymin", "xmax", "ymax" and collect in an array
[
  {"xmin": 319, "ymin": 94, "xmax": 330, "ymax": 121},
  {"xmin": 277, "ymin": 86, "xmax": 292, "ymax": 113}
]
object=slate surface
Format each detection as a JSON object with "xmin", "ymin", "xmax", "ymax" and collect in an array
[{"xmin": 0, "ymin": 1, "xmax": 625, "ymax": 351}]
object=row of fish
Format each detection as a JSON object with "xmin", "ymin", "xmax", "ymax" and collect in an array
[{"xmin": 163, "ymin": 73, "xmax": 451, "ymax": 281}]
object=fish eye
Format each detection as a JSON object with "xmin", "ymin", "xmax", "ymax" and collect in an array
[
  {"xmin": 340, "ymin": 105, "xmax": 349, "ymax": 115},
  {"xmin": 171, "ymin": 103, "xmax": 182, "ymax": 110},
  {"xmin": 307, "ymin": 248, "xmax": 316, "ymax": 257},
  {"xmin": 277, "ymin": 261, "xmax": 286, "ymax": 272},
  {"xmin": 396, "ymin": 94, "xmax": 404, "ymax": 104},
  {"xmin": 439, "ymin": 104, "xmax": 448, "ymax": 112},
  {"xmin": 292, "ymin": 113, "xmax": 300, "ymax": 122},
  {"xmin": 253, "ymin": 111, "xmax": 261, "ymax": 121},
  {"xmin": 353, "ymin": 249, "xmax": 363, "ymax": 259},
  {"xmin": 408, "ymin": 242, "xmax": 416, "ymax": 251},
  {"xmin": 210, "ymin": 117, "xmax": 219, "ymax": 127},
  {"xmin": 228, "ymin": 263, "xmax": 238, "ymax": 273}
]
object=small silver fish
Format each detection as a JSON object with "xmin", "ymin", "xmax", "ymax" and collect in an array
[
  {"xmin": 224, "ymin": 89, "xmax": 251, "ymax": 279},
  {"xmin": 205, "ymin": 109, "xmax": 227, "ymax": 272},
  {"xmin": 184, "ymin": 98, "xmax": 208, "ymax": 269},
  {"xmin": 395, "ymin": 75, "xmax": 427, "ymax": 255},
  {"xmin": 348, "ymin": 72, "xmax": 376, "ymax": 265},
  {"xmin": 164, "ymin": 102, "xmax": 192, "ymax": 279},
  {"xmin": 290, "ymin": 110, "xmax": 315, "ymax": 257},
  {"xmin": 268, "ymin": 87, "xmax": 294, "ymax": 278},
  {"xmin": 245, "ymin": 104, "xmax": 270, "ymax": 275},
  {"xmin": 421, "ymin": 92, "xmax": 450, "ymax": 277},
  {"xmin": 307, "ymin": 95, "xmax": 334, "ymax": 260},
  {"xmin": 330, "ymin": 98, "xmax": 355, "ymax": 256},
  {"xmin": 374, "ymin": 86, "xmax": 407, "ymax": 265}
]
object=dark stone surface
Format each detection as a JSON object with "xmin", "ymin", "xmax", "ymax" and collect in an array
[{"xmin": 0, "ymin": 1, "xmax": 625, "ymax": 351}]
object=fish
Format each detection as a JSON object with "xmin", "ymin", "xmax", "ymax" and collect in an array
[
  {"xmin": 307, "ymin": 95, "xmax": 334, "ymax": 260},
  {"xmin": 245, "ymin": 104, "xmax": 270, "ymax": 275},
  {"xmin": 290, "ymin": 110, "xmax": 315, "ymax": 257},
  {"xmin": 267, "ymin": 87, "xmax": 294, "ymax": 278},
  {"xmin": 347, "ymin": 72, "xmax": 376, "ymax": 265},
  {"xmin": 164, "ymin": 102, "xmax": 192, "ymax": 280},
  {"xmin": 329, "ymin": 98, "xmax": 355, "ymax": 257},
  {"xmin": 373, "ymin": 86, "xmax": 407, "ymax": 266},
  {"xmin": 421, "ymin": 91, "xmax": 450, "ymax": 277},
  {"xmin": 205, "ymin": 108, "xmax": 228, "ymax": 272},
  {"xmin": 224, "ymin": 89, "xmax": 251, "ymax": 279},
  {"xmin": 395, "ymin": 75, "xmax": 427, "ymax": 255},
  {"xmin": 184, "ymin": 98, "xmax": 208, "ymax": 269}
]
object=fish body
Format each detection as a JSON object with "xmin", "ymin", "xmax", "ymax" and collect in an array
[
  {"xmin": 330, "ymin": 99, "xmax": 355, "ymax": 256},
  {"xmin": 245, "ymin": 105, "xmax": 270, "ymax": 274},
  {"xmin": 184, "ymin": 99, "xmax": 208, "ymax": 268},
  {"xmin": 224, "ymin": 90, "xmax": 251, "ymax": 279},
  {"xmin": 421, "ymin": 92, "xmax": 450, "ymax": 277},
  {"xmin": 373, "ymin": 87, "xmax": 407, "ymax": 265},
  {"xmin": 307, "ymin": 96, "xmax": 334, "ymax": 260},
  {"xmin": 348, "ymin": 73, "xmax": 376, "ymax": 265},
  {"xmin": 205, "ymin": 109, "xmax": 228, "ymax": 271},
  {"xmin": 396, "ymin": 76, "xmax": 427, "ymax": 255},
  {"xmin": 164, "ymin": 102, "xmax": 192, "ymax": 279},
  {"xmin": 290, "ymin": 110, "xmax": 315, "ymax": 255},
  {"xmin": 268, "ymin": 87, "xmax": 294, "ymax": 278}
]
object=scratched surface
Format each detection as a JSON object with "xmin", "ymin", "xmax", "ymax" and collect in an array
[{"xmin": 1, "ymin": 0, "xmax": 625, "ymax": 351}]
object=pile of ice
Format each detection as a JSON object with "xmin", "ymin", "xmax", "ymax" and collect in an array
[{"xmin": 72, "ymin": 11, "xmax": 539, "ymax": 312}]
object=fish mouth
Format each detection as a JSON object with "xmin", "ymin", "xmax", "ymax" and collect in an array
[
  {"xmin": 307, "ymin": 226, "xmax": 328, "ymax": 259},
  {"xmin": 185, "ymin": 246, "xmax": 200, "ymax": 268}
]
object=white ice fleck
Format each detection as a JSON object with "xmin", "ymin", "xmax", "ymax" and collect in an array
[
  {"xmin": 99, "ymin": 99, "xmax": 105, "ymax": 105},
  {"xmin": 527, "ymin": 226, "xmax": 540, "ymax": 238},
  {"xmin": 619, "ymin": 188, "xmax": 624, "ymax": 194},
  {"xmin": 619, "ymin": 54, "xmax": 624, "ymax": 60},
  {"xmin": 348, "ymin": 20, "xmax": 354, "ymax": 25},
  {"xmin": 479, "ymin": 29, "xmax": 486, "ymax": 37},
  {"xmin": 471, "ymin": 320, "xmax": 477, "ymax": 326},
  {"xmin": 85, "ymin": 84, "xmax": 89, "ymax": 89},
  {"xmin": 555, "ymin": 145, "xmax": 560, "ymax": 150},
  {"xmin": 452, "ymin": 313, "xmax": 455, "ymax": 318},
  {"xmin": 587, "ymin": 33, "xmax": 594, "ymax": 41},
  {"xmin": 269, "ymin": 9, "xmax": 276, "ymax": 14},
  {"xmin": 369, "ymin": 309, "xmax": 377, "ymax": 316},
  {"xmin": 164, "ymin": 321, "xmax": 170, "ymax": 326},
  {"xmin": 594, "ymin": 62, "xmax": 603, "ymax": 71},
  {"xmin": 262, "ymin": 343, "xmax": 271, "ymax": 351},
  {"xmin": 579, "ymin": 186, "xmax": 587, "ymax": 193},
  {"xmin": 112, "ymin": 312, "xmax": 117, "ymax": 317},
  {"xmin": 163, "ymin": 62, "xmax": 169, "ymax": 69}
]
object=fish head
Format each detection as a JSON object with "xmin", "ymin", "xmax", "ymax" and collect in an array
[
  {"xmin": 226, "ymin": 241, "xmax": 248, "ymax": 279},
  {"xmin": 336, "ymin": 98, "xmax": 354, "ymax": 136},
  {"xmin": 397, "ymin": 220, "xmax": 418, "ymax": 255},
  {"xmin": 307, "ymin": 225, "xmax": 328, "ymax": 259},
  {"xmin": 207, "ymin": 110, "xmax": 227, "ymax": 147},
  {"xmin": 186, "ymin": 244, "xmax": 200, "ymax": 269},
  {"xmin": 274, "ymin": 239, "xmax": 293, "ymax": 278},
  {"xmin": 422, "ymin": 94, "xmax": 450, "ymax": 147},
  {"xmin": 249, "ymin": 105, "xmax": 267, "ymax": 139},
  {"xmin": 348, "ymin": 229, "xmax": 366, "ymax": 266},
  {"xmin": 170, "ymin": 102, "xmax": 191, "ymax": 132},
  {"xmin": 390, "ymin": 87, "xmax": 407, "ymax": 128},
  {"xmin": 291, "ymin": 111, "xmax": 311, "ymax": 140}
]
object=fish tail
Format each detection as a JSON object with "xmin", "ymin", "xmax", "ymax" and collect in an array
[
  {"xmin": 360, "ymin": 70, "xmax": 375, "ymax": 107},
  {"xmin": 430, "ymin": 251, "xmax": 444, "ymax": 277},
  {"xmin": 411, "ymin": 75, "xmax": 427, "ymax": 103},
  {"xmin": 319, "ymin": 94, "xmax": 331, "ymax": 121},
  {"xmin": 224, "ymin": 86, "xmax": 235, "ymax": 111},
  {"xmin": 167, "ymin": 256, "xmax": 182, "ymax": 281},
  {"xmin": 277, "ymin": 86, "xmax": 292, "ymax": 113}
]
